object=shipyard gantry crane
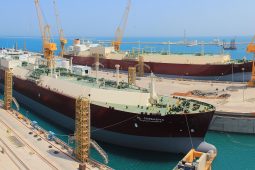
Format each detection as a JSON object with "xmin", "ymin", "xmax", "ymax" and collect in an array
[
  {"xmin": 246, "ymin": 36, "xmax": 255, "ymax": 87},
  {"xmin": 53, "ymin": 0, "xmax": 67, "ymax": 58},
  {"xmin": 112, "ymin": 0, "xmax": 131, "ymax": 51},
  {"xmin": 34, "ymin": 0, "xmax": 57, "ymax": 67}
]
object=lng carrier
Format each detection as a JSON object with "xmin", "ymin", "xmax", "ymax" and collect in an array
[
  {"xmin": 0, "ymin": 48, "xmax": 216, "ymax": 153},
  {"xmin": 64, "ymin": 39, "xmax": 252, "ymax": 78}
]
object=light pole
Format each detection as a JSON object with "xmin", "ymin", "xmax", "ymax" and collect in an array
[
  {"xmin": 168, "ymin": 41, "xmax": 171, "ymax": 55},
  {"xmin": 242, "ymin": 67, "xmax": 245, "ymax": 102},
  {"xmin": 232, "ymin": 63, "xmax": 234, "ymax": 82},
  {"xmin": 138, "ymin": 40, "xmax": 141, "ymax": 54},
  {"xmin": 201, "ymin": 41, "xmax": 205, "ymax": 56}
]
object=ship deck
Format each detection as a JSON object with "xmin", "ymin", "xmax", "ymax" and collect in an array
[
  {"xmin": 94, "ymin": 97, "xmax": 211, "ymax": 116},
  {"xmin": 69, "ymin": 50, "xmax": 236, "ymax": 65},
  {"xmin": 90, "ymin": 69, "xmax": 255, "ymax": 114},
  {"xmin": 58, "ymin": 75, "xmax": 147, "ymax": 93},
  {"xmin": 11, "ymin": 63, "xmax": 215, "ymax": 116},
  {"xmin": 106, "ymin": 53, "xmax": 231, "ymax": 64}
]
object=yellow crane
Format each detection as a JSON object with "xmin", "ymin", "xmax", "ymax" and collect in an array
[
  {"xmin": 53, "ymin": 0, "xmax": 67, "ymax": 58},
  {"xmin": 246, "ymin": 36, "xmax": 255, "ymax": 87},
  {"xmin": 112, "ymin": 0, "xmax": 131, "ymax": 51},
  {"xmin": 34, "ymin": 0, "xmax": 57, "ymax": 67}
]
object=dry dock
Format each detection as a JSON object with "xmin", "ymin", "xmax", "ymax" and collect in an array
[
  {"xmin": 92, "ymin": 69, "xmax": 255, "ymax": 134},
  {"xmin": 0, "ymin": 105, "xmax": 111, "ymax": 170}
]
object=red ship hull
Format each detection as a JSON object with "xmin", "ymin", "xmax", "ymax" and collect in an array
[{"xmin": 64, "ymin": 55, "xmax": 252, "ymax": 77}]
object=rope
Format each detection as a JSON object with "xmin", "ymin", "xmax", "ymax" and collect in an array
[
  {"xmin": 92, "ymin": 115, "xmax": 137, "ymax": 133},
  {"xmin": 184, "ymin": 111, "xmax": 194, "ymax": 149}
]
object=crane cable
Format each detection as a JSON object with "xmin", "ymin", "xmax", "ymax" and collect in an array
[{"xmin": 183, "ymin": 106, "xmax": 194, "ymax": 149}]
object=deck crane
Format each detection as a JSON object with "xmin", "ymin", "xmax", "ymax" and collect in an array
[
  {"xmin": 53, "ymin": 0, "xmax": 67, "ymax": 58},
  {"xmin": 34, "ymin": 0, "xmax": 57, "ymax": 68},
  {"xmin": 246, "ymin": 36, "xmax": 255, "ymax": 87},
  {"xmin": 112, "ymin": 0, "xmax": 131, "ymax": 51}
]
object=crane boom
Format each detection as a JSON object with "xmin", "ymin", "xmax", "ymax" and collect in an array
[
  {"xmin": 112, "ymin": 0, "xmax": 131, "ymax": 51},
  {"xmin": 34, "ymin": 0, "xmax": 46, "ymax": 43},
  {"xmin": 34, "ymin": 0, "xmax": 57, "ymax": 67},
  {"xmin": 53, "ymin": 0, "xmax": 67, "ymax": 57}
]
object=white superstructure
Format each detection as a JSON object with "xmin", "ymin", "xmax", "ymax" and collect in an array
[
  {"xmin": 67, "ymin": 39, "xmax": 100, "ymax": 56},
  {"xmin": 72, "ymin": 65, "xmax": 91, "ymax": 76}
]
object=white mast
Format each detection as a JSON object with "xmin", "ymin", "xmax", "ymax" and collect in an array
[
  {"xmin": 70, "ymin": 57, "xmax": 73, "ymax": 73},
  {"xmin": 95, "ymin": 62, "xmax": 99, "ymax": 84},
  {"xmin": 149, "ymin": 72, "xmax": 158, "ymax": 104},
  {"xmin": 201, "ymin": 41, "xmax": 205, "ymax": 56},
  {"xmin": 115, "ymin": 64, "xmax": 120, "ymax": 86}
]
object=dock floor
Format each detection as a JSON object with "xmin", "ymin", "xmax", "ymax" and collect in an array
[{"xmin": 0, "ymin": 107, "xmax": 109, "ymax": 170}]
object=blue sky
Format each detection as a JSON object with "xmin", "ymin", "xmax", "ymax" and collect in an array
[{"xmin": 0, "ymin": 0, "xmax": 254, "ymax": 37}]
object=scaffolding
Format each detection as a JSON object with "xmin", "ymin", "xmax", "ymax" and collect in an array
[
  {"xmin": 137, "ymin": 56, "xmax": 144, "ymax": 77},
  {"xmin": 4, "ymin": 69, "xmax": 13, "ymax": 110},
  {"xmin": 135, "ymin": 56, "xmax": 150, "ymax": 77},
  {"xmin": 128, "ymin": 67, "xmax": 136, "ymax": 85},
  {"xmin": 115, "ymin": 64, "xmax": 120, "ymax": 86},
  {"xmin": 75, "ymin": 97, "xmax": 90, "ymax": 163}
]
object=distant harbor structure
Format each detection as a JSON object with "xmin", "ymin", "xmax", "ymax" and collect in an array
[{"xmin": 223, "ymin": 39, "xmax": 237, "ymax": 50}]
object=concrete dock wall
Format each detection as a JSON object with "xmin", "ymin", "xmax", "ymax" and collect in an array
[{"xmin": 209, "ymin": 112, "xmax": 255, "ymax": 134}]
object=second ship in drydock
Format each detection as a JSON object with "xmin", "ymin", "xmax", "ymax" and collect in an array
[
  {"xmin": 0, "ymin": 49, "xmax": 216, "ymax": 153},
  {"xmin": 64, "ymin": 39, "xmax": 252, "ymax": 79}
]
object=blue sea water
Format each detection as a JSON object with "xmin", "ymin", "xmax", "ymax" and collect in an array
[
  {"xmin": 1, "ymin": 36, "xmax": 255, "ymax": 169},
  {"xmin": 0, "ymin": 36, "xmax": 254, "ymax": 60}
]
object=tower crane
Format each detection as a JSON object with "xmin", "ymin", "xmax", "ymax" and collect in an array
[
  {"xmin": 112, "ymin": 0, "xmax": 131, "ymax": 51},
  {"xmin": 34, "ymin": 0, "xmax": 57, "ymax": 67},
  {"xmin": 53, "ymin": 0, "xmax": 67, "ymax": 58},
  {"xmin": 246, "ymin": 36, "xmax": 255, "ymax": 87}
]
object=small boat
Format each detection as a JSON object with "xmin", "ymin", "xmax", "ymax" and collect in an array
[{"xmin": 173, "ymin": 149, "xmax": 216, "ymax": 170}]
